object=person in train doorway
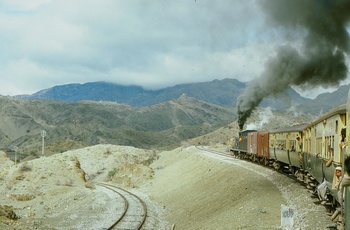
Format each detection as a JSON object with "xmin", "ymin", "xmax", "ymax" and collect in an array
[
  {"xmin": 331, "ymin": 157, "xmax": 350, "ymax": 224},
  {"xmin": 341, "ymin": 156, "xmax": 350, "ymax": 188},
  {"xmin": 330, "ymin": 167, "xmax": 343, "ymax": 224},
  {"xmin": 333, "ymin": 166, "xmax": 343, "ymax": 191},
  {"xmin": 315, "ymin": 179, "xmax": 332, "ymax": 203},
  {"xmin": 332, "ymin": 158, "xmax": 350, "ymax": 224},
  {"xmin": 314, "ymin": 167, "xmax": 343, "ymax": 223},
  {"xmin": 340, "ymin": 156, "xmax": 350, "ymax": 187},
  {"xmin": 339, "ymin": 128, "xmax": 347, "ymax": 149},
  {"xmin": 315, "ymin": 167, "xmax": 342, "ymax": 204}
]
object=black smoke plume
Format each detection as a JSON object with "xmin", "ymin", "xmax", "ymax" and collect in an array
[{"xmin": 237, "ymin": 0, "xmax": 350, "ymax": 130}]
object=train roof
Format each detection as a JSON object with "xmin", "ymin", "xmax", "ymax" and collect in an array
[
  {"xmin": 240, "ymin": 104, "xmax": 348, "ymax": 135},
  {"xmin": 239, "ymin": 129, "xmax": 257, "ymax": 134},
  {"xmin": 306, "ymin": 103, "xmax": 347, "ymax": 128},
  {"xmin": 269, "ymin": 123, "xmax": 309, "ymax": 134},
  {"xmin": 271, "ymin": 104, "xmax": 347, "ymax": 133}
]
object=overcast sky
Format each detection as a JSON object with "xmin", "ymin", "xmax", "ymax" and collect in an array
[{"xmin": 0, "ymin": 0, "xmax": 348, "ymax": 98}]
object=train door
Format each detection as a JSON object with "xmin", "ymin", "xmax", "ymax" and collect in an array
[{"xmin": 343, "ymin": 93, "xmax": 350, "ymax": 229}]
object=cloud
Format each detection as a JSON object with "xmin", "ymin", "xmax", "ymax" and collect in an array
[{"xmin": 1, "ymin": 0, "xmax": 343, "ymax": 97}]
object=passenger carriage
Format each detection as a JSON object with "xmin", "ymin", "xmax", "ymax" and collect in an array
[
  {"xmin": 269, "ymin": 124, "xmax": 306, "ymax": 173},
  {"xmin": 302, "ymin": 104, "xmax": 347, "ymax": 197},
  {"xmin": 230, "ymin": 100, "xmax": 350, "ymax": 227}
]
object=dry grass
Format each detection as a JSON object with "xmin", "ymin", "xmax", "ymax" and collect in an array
[
  {"xmin": 11, "ymin": 194, "xmax": 35, "ymax": 201},
  {"xmin": 85, "ymin": 182, "xmax": 96, "ymax": 189},
  {"xmin": 18, "ymin": 163, "xmax": 32, "ymax": 172},
  {"xmin": 55, "ymin": 179, "xmax": 74, "ymax": 187}
]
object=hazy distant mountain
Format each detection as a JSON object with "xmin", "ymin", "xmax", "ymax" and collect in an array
[
  {"xmin": 0, "ymin": 94, "xmax": 236, "ymax": 159},
  {"xmin": 4, "ymin": 80, "xmax": 347, "ymax": 160},
  {"xmin": 17, "ymin": 79, "xmax": 246, "ymax": 107},
  {"xmin": 15, "ymin": 79, "xmax": 350, "ymax": 114}
]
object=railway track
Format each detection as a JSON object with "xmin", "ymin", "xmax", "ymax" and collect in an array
[
  {"xmin": 94, "ymin": 182, "xmax": 147, "ymax": 230},
  {"xmin": 196, "ymin": 145, "xmax": 296, "ymax": 177},
  {"xmin": 195, "ymin": 145, "xmax": 339, "ymax": 229},
  {"xmin": 195, "ymin": 146, "xmax": 233, "ymax": 158}
]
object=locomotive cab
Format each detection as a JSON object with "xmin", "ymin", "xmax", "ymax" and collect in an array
[{"xmin": 230, "ymin": 130, "xmax": 256, "ymax": 158}]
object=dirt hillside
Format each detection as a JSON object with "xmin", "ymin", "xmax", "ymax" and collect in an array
[{"xmin": 0, "ymin": 145, "xmax": 335, "ymax": 229}]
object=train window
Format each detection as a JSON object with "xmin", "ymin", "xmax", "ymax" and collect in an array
[
  {"xmin": 290, "ymin": 140, "xmax": 296, "ymax": 151},
  {"xmin": 316, "ymin": 137, "xmax": 322, "ymax": 156},
  {"xmin": 341, "ymin": 128, "xmax": 346, "ymax": 142},
  {"xmin": 336, "ymin": 120, "xmax": 338, "ymax": 134},
  {"xmin": 325, "ymin": 135, "xmax": 334, "ymax": 158},
  {"xmin": 270, "ymin": 134, "xmax": 276, "ymax": 148},
  {"xmin": 296, "ymin": 136, "xmax": 302, "ymax": 151},
  {"xmin": 276, "ymin": 140, "xmax": 286, "ymax": 150}
]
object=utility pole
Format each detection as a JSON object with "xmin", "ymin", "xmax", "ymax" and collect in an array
[
  {"xmin": 12, "ymin": 146, "xmax": 18, "ymax": 166},
  {"xmin": 41, "ymin": 130, "xmax": 46, "ymax": 156}
]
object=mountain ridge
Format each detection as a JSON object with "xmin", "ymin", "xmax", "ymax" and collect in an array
[
  {"xmin": 0, "ymin": 94, "xmax": 237, "ymax": 160},
  {"xmin": 15, "ymin": 78, "xmax": 350, "ymax": 114}
]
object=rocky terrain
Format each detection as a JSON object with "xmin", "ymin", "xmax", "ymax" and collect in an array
[
  {"xmin": 0, "ymin": 88, "xmax": 332, "ymax": 229},
  {"xmin": 0, "ymin": 143, "xmax": 336, "ymax": 230},
  {"xmin": 17, "ymin": 79, "xmax": 350, "ymax": 114},
  {"xmin": 0, "ymin": 92, "xmax": 317, "ymax": 165},
  {"xmin": 0, "ymin": 94, "xmax": 236, "ymax": 157}
]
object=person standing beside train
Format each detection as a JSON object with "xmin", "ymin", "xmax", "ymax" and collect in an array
[
  {"xmin": 341, "ymin": 156, "xmax": 350, "ymax": 188},
  {"xmin": 332, "ymin": 157, "xmax": 350, "ymax": 225},
  {"xmin": 316, "ymin": 167, "xmax": 343, "ymax": 204},
  {"xmin": 325, "ymin": 167, "xmax": 343, "ymax": 223}
]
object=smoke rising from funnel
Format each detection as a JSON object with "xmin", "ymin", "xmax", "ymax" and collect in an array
[{"xmin": 237, "ymin": 0, "xmax": 350, "ymax": 130}]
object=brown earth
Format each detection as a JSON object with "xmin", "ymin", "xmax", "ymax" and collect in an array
[{"xmin": 0, "ymin": 145, "xmax": 335, "ymax": 229}]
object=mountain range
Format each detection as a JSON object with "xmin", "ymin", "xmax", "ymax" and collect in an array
[
  {"xmin": 2, "ymin": 78, "xmax": 349, "ymax": 162},
  {"xmin": 17, "ymin": 79, "xmax": 244, "ymax": 107},
  {"xmin": 17, "ymin": 78, "xmax": 350, "ymax": 114},
  {"xmin": 0, "ymin": 94, "xmax": 236, "ymax": 160}
]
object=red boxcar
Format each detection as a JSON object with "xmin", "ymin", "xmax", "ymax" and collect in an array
[
  {"xmin": 247, "ymin": 131, "xmax": 270, "ymax": 159},
  {"xmin": 257, "ymin": 132, "xmax": 270, "ymax": 159}
]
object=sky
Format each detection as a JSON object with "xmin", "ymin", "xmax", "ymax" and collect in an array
[{"xmin": 0, "ymin": 0, "xmax": 349, "ymax": 98}]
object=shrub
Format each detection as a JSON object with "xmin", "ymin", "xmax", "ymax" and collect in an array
[
  {"xmin": 85, "ymin": 182, "xmax": 96, "ymax": 189},
  {"xmin": 19, "ymin": 163, "xmax": 32, "ymax": 172},
  {"xmin": 104, "ymin": 148, "xmax": 112, "ymax": 155},
  {"xmin": 64, "ymin": 179, "xmax": 74, "ymax": 186},
  {"xmin": 108, "ymin": 168, "xmax": 117, "ymax": 178}
]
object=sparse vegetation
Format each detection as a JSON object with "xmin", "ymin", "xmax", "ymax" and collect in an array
[
  {"xmin": 55, "ymin": 179, "xmax": 74, "ymax": 187},
  {"xmin": 104, "ymin": 148, "xmax": 112, "ymax": 155},
  {"xmin": 139, "ymin": 152, "xmax": 159, "ymax": 166},
  {"xmin": 19, "ymin": 163, "xmax": 32, "ymax": 172},
  {"xmin": 15, "ymin": 175, "xmax": 25, "ymax": 180},
  {"xmin": 108, "ymin": 168, "xmax": 117, "ymax": 178},
  {"xmin": 85, "ymin": 182, "xmax": 96, "ymax": 189},
  {"xmin": 64, "ymin": 179, "xmax": 74, "ymax": 186},
  {"xmin": 0, "ymin": 205, "xmax": 19, "ymax": 220},
  {"xmin": 11, "ymin": 194, "xmax": 35, "ymax": 201}
]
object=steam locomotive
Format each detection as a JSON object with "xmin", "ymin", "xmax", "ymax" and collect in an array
[{"xmin": 230, "ymin": 101, "xmax": 350, "ymax": 228}]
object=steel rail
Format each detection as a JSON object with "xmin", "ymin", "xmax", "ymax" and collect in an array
[
  {"xmin": 95, "ymin": 182, "xmax": 147, "ymax": 230},
  {"xmin": 195, "ymin": 146, "xmax": 233, "ymax": 158},
  {"xmin": 94, "ymin": 182, "xmax": 129, "ymax": 229}
]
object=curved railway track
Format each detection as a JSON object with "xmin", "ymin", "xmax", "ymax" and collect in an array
[
  {"xmin": 94, "ymin": 182, "xmax": 147, "ymax": 230},
  {"xmin": 195, "ymin": 146, "xmax": 233, "ymax": 158},
  {"xmin": 196, "ymin": 145, "xmax": 296, "ymax": 177}
]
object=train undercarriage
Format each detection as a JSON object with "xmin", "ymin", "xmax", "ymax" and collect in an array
[{"xmin": 229, "ymin": 148, "xmax": 340, "ymax": 219}]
